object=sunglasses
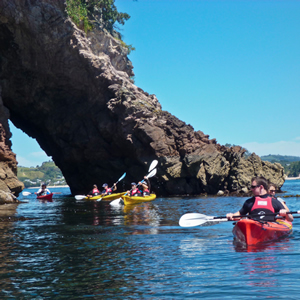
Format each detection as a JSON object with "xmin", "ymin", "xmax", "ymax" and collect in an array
[
  {"xmin": 269, "ymin": 189, "xmax": 276, "ymax": 193},
  {"xmin": 250, "ymin": 185, "xmax": 259, "ymax": 189}
]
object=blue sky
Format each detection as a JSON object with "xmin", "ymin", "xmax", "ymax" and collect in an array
[{"xmin": 10, "ymin": 0, "xmax": 300, "ymax": 167}]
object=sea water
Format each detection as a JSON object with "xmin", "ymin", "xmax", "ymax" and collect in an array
[{"xmin": 1, "ymin": 181, "xmax": 300, "ymax": 299}]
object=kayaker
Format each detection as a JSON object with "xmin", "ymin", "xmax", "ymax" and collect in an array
[
  {"xmin": 101, "ymin": 183, "xmax": 117, "ymax": 196},
  {"xmin": 268, "ymin": 182, "xmax": 294, "ymax": 222},
  {"xmin": 35, "ymin": 183, "xmax": 51, "ymax": 196},
  {"xmin": 87, "ymin": 184, "xmax": 100, "ymax": 197},
  {"xmin": 127, "ymin": 182, "xmax": 142, "ymax": 197},
  {"xmin": 138, "ymin": 176, "xmax": 151, "ymax": 196},
  {"xmin": 226, "ymin": 176, "xmax": 293, "ymax": 222}
]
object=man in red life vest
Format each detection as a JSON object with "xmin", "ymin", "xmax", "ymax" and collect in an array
[
  {"xmin": 87, "ymin": 184, "xmax": 100, "ymax": 197},
  {"xmin": 101, "ymin": 183, "xmax": 117, "ymax": 196},
  {"xmin": 128, "ymin": 182, "xmax": 142, "ymax": 197},
  {"xmin": 226, "ymin": 176, "xmax": 293, "ymax": 222}
]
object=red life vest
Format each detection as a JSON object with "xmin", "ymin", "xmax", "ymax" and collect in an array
[
  {"xmin": 105, "ymin": 187, "xmax": 112, "ymax": 195},
  {"xmin": 131, "ymin": 188, "xmax": 141, "ymax": 196},
  {"xmin": 143, "ymin": 189, "xmax": 150, "ymax": 196},
  {"xmin": 92, "ymin": 188, "xmax": 100, "ymax": 195},
  {"xmin": 250, "ymin": 196, "xmax": 275, "ymax": 220}
]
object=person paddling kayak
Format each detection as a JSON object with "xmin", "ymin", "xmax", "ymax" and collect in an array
[
  {"xmin": 226, "ymin": 176, "xmax": 293, "ymax": 222},
  {"xmin": 268, "ymin": 182, "xmax": 294, "ymax": 222},
  {"xmin": 126, "ymin": 182, "xmax": 142, "ymax": 197},
  {"xmin": 101, "ymin": 183, "xmax": 117, "ymax": 196},
  {"xmin": 138, "ymin": 176, "xmax": 151, "ymax": 196},
  {"xmin": 87, "ymin": 184, "xmax": 100, "ymax": 197},
  {"xmin": 35, "ymin": 183, "xmax": 51, "ymax": 196}
]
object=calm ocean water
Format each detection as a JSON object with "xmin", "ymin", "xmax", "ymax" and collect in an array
[{"xmin": 1, "ymin": 180, "xmax": 300, "ymax": 299}]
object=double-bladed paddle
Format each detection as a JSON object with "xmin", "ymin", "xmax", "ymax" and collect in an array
[
  {"xmin": 75, "ymin": 172, "xmax": 126, "ymax": 201},
  {"xmin": 179, "ymin": 211, "xmax": 300, "ymax": 227},
  {"xmin": 22, "ymin": 191, "xmax": 61, "ymax": 196}
]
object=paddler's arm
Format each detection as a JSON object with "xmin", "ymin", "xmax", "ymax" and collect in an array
[
  {"xmin": 226, "ymin": 211, "xmax": 241, "ymax": 221},
  {"xmin": 279, "ymin": 209, "xmax": 294, "ymax": 222}
]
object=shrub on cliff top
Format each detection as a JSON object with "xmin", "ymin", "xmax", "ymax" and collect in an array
[{"xmin": 66, "ymin": 0, "xmax": 130, "ymax": 33}]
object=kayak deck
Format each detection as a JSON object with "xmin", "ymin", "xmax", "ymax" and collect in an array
[
  {"xmin": 121, "ymin": 194, "xmax": 156, "ymax": 206},
  {"xmin": 233, "ymin": 218, "xmax": 292, "ymax": 245},
  {"xmin": 37, "ymin": 193, "xmax": 53, "ymax": 201},
  {"xmin": 84, "ymin": 192, "xmax": 126, "ymax": 201}
]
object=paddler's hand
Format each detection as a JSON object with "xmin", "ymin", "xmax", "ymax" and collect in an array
[
  {"xmin": 279, "ymin": 209, "xmax": 287, "ymax": 217},
  {"xmin": 226, "ymin": 213, "xmax": 234, "ymax": 220},
  {"xmin": 279, "ymin": 209, "xmax": 294, "ymax": 222}
]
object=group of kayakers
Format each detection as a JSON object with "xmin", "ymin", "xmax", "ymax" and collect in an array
[
  {"xmin": 226, "ymin": 176, "xmax": 294, "ymax": 223},
  {"xmin": 86, "ymin": 176, "xmax": 151, "ymax": 198},
  {"xmin": 87, "ymin": 183, "xmax": 117, "ymax": 198}
]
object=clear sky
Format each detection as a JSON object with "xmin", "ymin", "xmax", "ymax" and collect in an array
[{"xmin": 10, "ymin": 0, "xmax": 300, "ymax": 167}]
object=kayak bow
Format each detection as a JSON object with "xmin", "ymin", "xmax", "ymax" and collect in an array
[
  {"xmin": 233, "ymin": 218, "xmax": 292, "ymax": 245},
  {"xmin": 121, "ymin": 194, "xmax": 156, "ymax": 206}
]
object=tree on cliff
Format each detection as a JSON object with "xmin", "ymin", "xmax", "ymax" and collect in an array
[{"xmin": 66, "ymin": 0, "xmax": 130, "ymax": 33}]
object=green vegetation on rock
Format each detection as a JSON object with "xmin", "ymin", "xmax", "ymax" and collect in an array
[
  {"xmin": 260, "ymin": 155, "xmax": 300, "ymax": 177},
  {"xmin": 66, "ymin": 0, "xmax": 135, "ymax": 53},
  {"xmin": 18, "ymin": 161, "xmax": 66, "ymax": 188}
]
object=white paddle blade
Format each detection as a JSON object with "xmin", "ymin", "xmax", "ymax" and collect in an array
[
  {"xmin": 110, "ymin": 198, "xmax": 122, "ymax": 206},
  {"xmin": 75, "ymin": 195, "xmax": 86, "ymax": 200},
  {"xmin": 96, "ymin": 198, "xmax": 102, "ymax": 202},
  {"xmin": 179, "ymin": 213, "xmax": 228, "ymax": 227},
  {"xmin": 179, "ymin": 213, "xmax": 210, "ymax": 227},
  {"xmin": 22, "ymin": 192, "xmax": 32, "ymax": 196},
  {"xmin": 148, "ymin": 160, "xmax": 158, "ymax": 172},
  {"xmin": 146, "ymin": 168, "xmax": 157, "ymax": 179}
]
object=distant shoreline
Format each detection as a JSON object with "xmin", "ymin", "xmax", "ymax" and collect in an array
[
  {"xmin": 285, "ymin": 177, "xmax": 300, "ymax": 180},
  {"xmin": 27, "ymin": 185, "xmax": 70, "ymax": 189}
]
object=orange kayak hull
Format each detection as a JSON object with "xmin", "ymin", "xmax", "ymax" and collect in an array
[{"xmin": 233, "ymin": 219, "xmax": 292, "ymax": 245}]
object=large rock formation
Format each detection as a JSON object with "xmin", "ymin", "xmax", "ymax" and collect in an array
[
  {"xmin": 0, "ymin": 0, "xmax": 285, "ymax": 197},
  {"xmin": 0, "ymin": 86, "xmax": 23, "ymax": 201}
]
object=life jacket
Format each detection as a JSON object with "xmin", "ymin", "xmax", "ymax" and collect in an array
[
  {"xmin": 105, "ymin": 187, "xmax": 112, "ymax": 195},
  {"xmin": 143, "ymin": 189, "xmax": 150, "ymax": 196},
  {"xmin": 131, "ymin": 188, "xmax": 141, "ymax": 196},
  {"xmin": 92, "ymin": 188, "xmax": 100, "ymax": 195},
  {"xmin": 250, "ymin": 196, "xmax": 275, "ymax": 221},
  {"xmin": 39, "ymin": 189, "xmax": 48, "ymax": 196}
]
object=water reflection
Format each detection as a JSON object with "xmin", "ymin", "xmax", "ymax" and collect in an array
[
  {"xmin": 2, "ymin": 187, "xmax": 300, "ymax": 298},
  {"xmin": 234, "ymin": 239, "xmax": 292, "ymax": 288}
]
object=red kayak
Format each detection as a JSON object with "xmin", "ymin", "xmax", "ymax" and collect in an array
[
  {"xmin": 37, "ymin": 193, "xmax": 53, "ymax": 201},
  {"xmin": 233, "ymin": 218, "xmax": 292, "ymax": 245}
]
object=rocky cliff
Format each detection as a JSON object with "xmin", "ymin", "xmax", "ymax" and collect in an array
[{"xmin": 0, "ymin": 0, "xmax": 285, "ymax": 198}]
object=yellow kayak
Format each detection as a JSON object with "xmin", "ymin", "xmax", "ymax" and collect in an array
[
  {"xmin": 84, "ymin": 192, "xmax": 126, "ymax": 201},
  {"xmin": 121, "ymin": 194, "xmax": 156, "ymax": 206}
]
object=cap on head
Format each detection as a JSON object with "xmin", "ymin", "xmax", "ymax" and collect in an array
[
  {"xmin": 102, "ymin": 183, "xmax": 108, "ymax": 187},
  {"xmin": 131, "ymin": 182, "xmax": 136, "ymax": 186}
]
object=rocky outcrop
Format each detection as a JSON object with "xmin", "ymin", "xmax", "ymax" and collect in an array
[
  {"xmin": 0, "ymin": 0, "xmax": 285, "ymax": 197},
  {"xmin": 0, "ymin": 86, "xmax": 24, "ymax": 202}
]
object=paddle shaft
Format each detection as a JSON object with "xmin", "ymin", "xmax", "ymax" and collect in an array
[
  {"xmin": 216, "ymin": 210, "xmax": 300, "ymax": 220},
  {"xmin": 179, "ymin": 210, "xmax": 300, "ymax": 227}
]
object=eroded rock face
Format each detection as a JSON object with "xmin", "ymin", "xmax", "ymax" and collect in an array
[
  {"xmin": 0, "ymin": 0, "xmax": 285, "ymax": 197},
  {"xmin": 0, "ymin": 86, "xmax": 24, "ymax": 202}
]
